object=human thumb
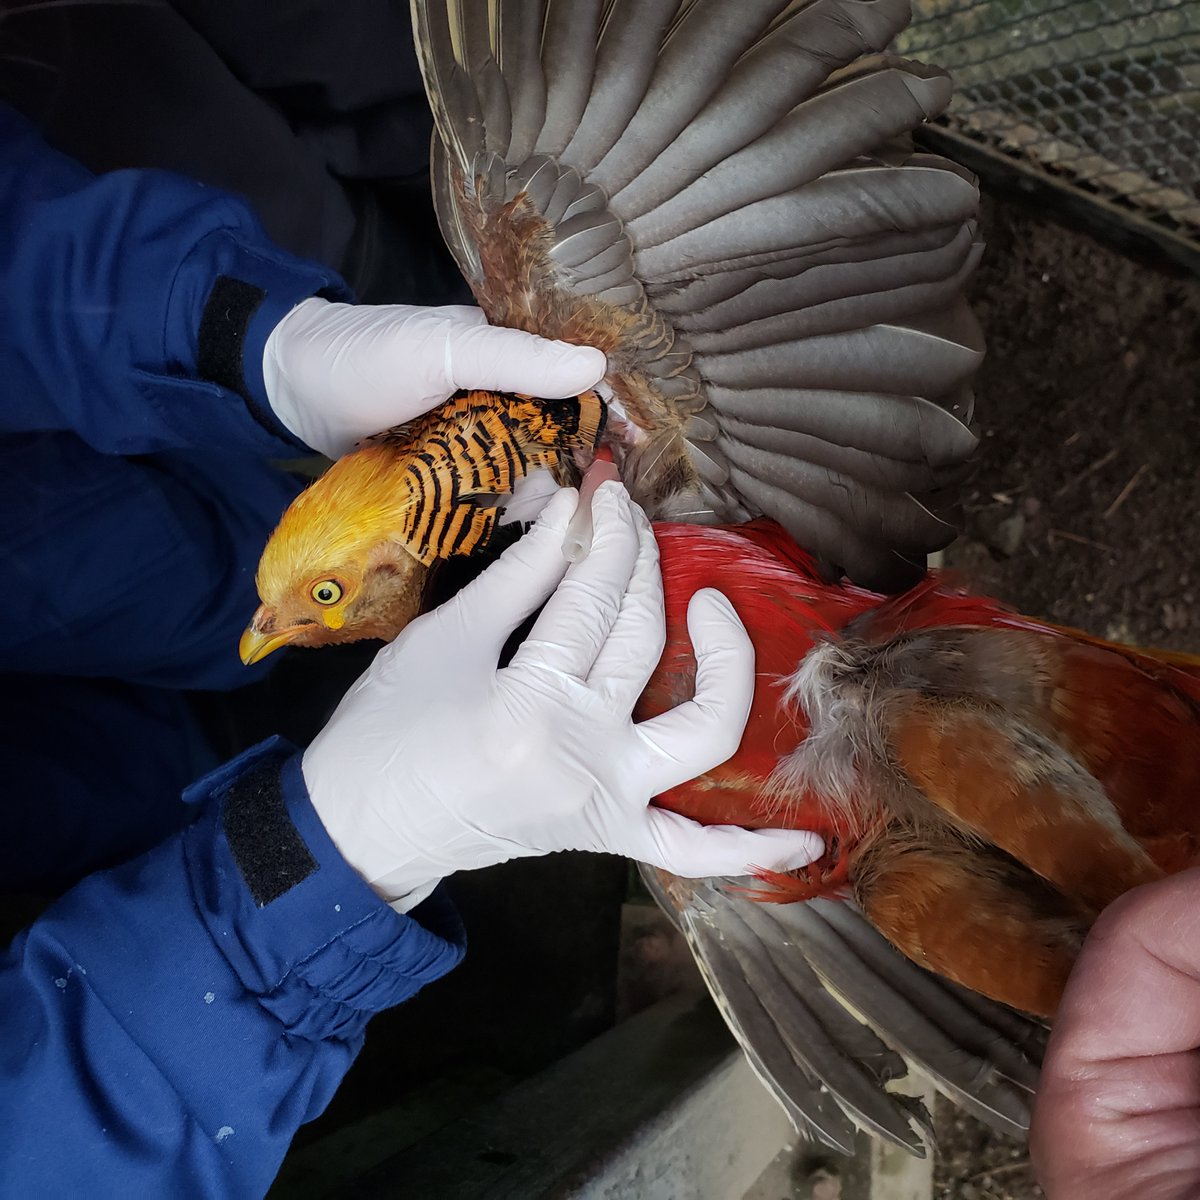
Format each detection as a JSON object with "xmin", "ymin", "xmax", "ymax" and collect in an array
[{"xmin": 434, "ymin": 487, "xmax": 579, "ymax": 658}]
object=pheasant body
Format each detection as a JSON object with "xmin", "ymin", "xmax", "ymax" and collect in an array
[
  {"xmin": 644, "ymin": 520, "xmax": 1200, "ymax": 1022},
  {"xmin": 245, "ymin": 393, "xmax": 1200, "ymax": 1150}
]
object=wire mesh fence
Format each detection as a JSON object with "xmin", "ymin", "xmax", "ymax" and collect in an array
[{"xmin": 897, "ymin": 0, "xmax": 1200, "ymax": 266}]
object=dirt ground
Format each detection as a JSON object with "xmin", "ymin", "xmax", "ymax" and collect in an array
[
  {"xmin": 944, "ymin": 198, "xmax": 1200, "ymax": 652},
  {"xmin": 929, "ymin": 195, "xmax": 1200, "ymax": 1198}
]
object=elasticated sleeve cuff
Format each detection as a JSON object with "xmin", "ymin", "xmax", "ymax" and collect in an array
[
  {"xmin": 182, "ymin": 738, "xmax": 466, "ymax": 1041},
  {"xmin": 0, "ymin": 736, "xmax": 463, "ymax": 1194}
]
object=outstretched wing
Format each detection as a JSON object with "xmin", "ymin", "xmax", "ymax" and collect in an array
[{"xmin": 410, "ymin": 0, "xmax": 983, "ymax": 590}]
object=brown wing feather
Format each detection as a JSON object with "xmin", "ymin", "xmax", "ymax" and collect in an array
[
  {"xmin": 852, "ymin": 827, "xmax": 1083, "ymax": 1019},
  {"xmin": 786, "ymin": 620, "xmax": 1200, "ymax": 1016},
  {"xmin": 886, "ymin": 698, "xmax": 1164, "ymax": 916},
  {"xmin": 1038, "ymin": 638, "xmax": 1200, "ymax": 873}
]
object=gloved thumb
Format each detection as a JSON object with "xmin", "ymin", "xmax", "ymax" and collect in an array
[
  {"xmin": 435, "ymin": 488, "xmax": 579, "ymax": 657},
  {"xmin": 446, "ymin": 322, "xmax": 607, "ymax": 398},
  {"xmin": 636, "ymin": 808, "xmax": 824, "ymax": 879}
]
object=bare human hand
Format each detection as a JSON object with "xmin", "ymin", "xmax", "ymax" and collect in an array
[{"xmin": 1032, "ymin": 868, "xmax": 1200, "ymax": 1200}]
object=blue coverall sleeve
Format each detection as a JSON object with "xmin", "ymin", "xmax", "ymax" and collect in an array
[
  {"xmin": 0, "ymin": 740, "xmax": 466, "ymax": 1196},
  {"xmin": 0, "ymin": 104, "xmax": 351, "ymax": 457}
]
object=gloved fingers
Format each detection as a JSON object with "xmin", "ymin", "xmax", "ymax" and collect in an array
[
  {"xmin": 428, "ymin": 488, "xmax": 578, "ymax": 661},
  {"xmin": 497, "ymin": 468, "xmax": 563, "ymax": 527},
  {"xmin": 585, "ymin": 505, "xmax": 666, "ymax": 707},
  {"xmin": 509, "ymin": 482, "xmax": 639, "ymax": 681},
  {"xmin": 264, "ymin": 300, "xmax": 476, "ymax": 456},
  {"xmin": 425, "ymin": 304, "xmax": 488, "ymax": 327},
  {"xmin": 633, "ymin": 809, "xmax": 824, "ymax": 878},
  {"xmin": 446, "ymin": 321, "xmax": 607, "ymax": 399},
  {"xmin": 634, "ymin": 589, "xmax": 755, "ymax": 796}
]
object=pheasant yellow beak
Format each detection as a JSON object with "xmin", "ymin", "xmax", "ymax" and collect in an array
[{"xmin": 239, "ymin": 606, "xmax": 301, "ymax": 665}]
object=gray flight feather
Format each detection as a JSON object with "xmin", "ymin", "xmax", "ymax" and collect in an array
[
  {"xmin": 656, "ymin": 877, "xmax": 926, "ymax": 1153},
  {"xmin": 801, "ymin": 901, "xmax": 1042, "ymax": 1130},
  {"xmin": 730, "ymin": 468, "xmax": 912, "ymax": 587},
  {"xmin": 690, "ymin": 929, "xmax": 873, "ymax": 1151},
  {"xmin": 567, "ymin": 258, "xmax": 637, "ymax": 296},
  {"xmin": 720, "ymin": 443, "xmax": 954, "ymax": 553},
  {"xmin": 696, "ymin": 304, "xmax": 985, "ymax": 398},
  {"xmin": 562, "ymin": 241, "xmax": 633, "ymax": 284},
  {"xmin": 535, "ymin": 0, "xmax": 605, "ymax": 156},
  {"xmin": 503, "ymin": 154, "xmax": 558, "ymax": 208},
  {"xmin": 684, "ymin": 438, "xmax": 731, "ymax": 487},
  {"xmin": 548, "ymin": 211, "xmax": 626, "ymax": 269},
  {"xmin": 451, "ymin": 0, "xmax": 491, "ymax": 74},
  {"xmin": 612, "ymin": 0, "xmax": 915, "ymax": 220},
  {"xmin": 635, "ymin": 168, "xmax": 979, "ymax": 282},
  {"xmin": 557, "ymin": 0, "xmax": 680, "ymax": 175},
  {"xmin": 492, "ymin": 0, "xmax": 546, "ymax": 163},
  {"xmin": 430, "ymin": 137, "xmax": 481, "ymax": 283},
  {"xmin": 711, "ymin": 904, "xmax": 934, "ymax": 1151},
  {"xmin": 626, "ymin": 66, "xmax": 953, "ymax": 249},
  {"xmin": 473, "ymin": 56, "xmax": 512, "ymax": 157},
  {"xmin": 717, "ymin": 421, "xmax": 968, "ymax": 493},
  {"xmin": 585, "ymin": 0, "xmax": 790, "ymax": 198},
  {"xmin": 559, "ymin": 185, "xmax": 608, "ymax": 223},
  {"xmin": 410, "ymin": 0, "xmax": 486, "ymax": 171},
  {"xmin": 594, "ymin": 281, "xmax": 644, "ymax": 308},
  {"xmin": 474, "ymin": 150, "xmax": 508, "ymax": 209},
  {"xmin": 648, "ymin": 224, "xmax": 971, "ymax": 316},
  {"xmin": 706, "ymin": 390, "xmax": 978, "ymax": 470},
  {"xmin": 538, "ymin": 166, "xmax": 586, "ymax": 226},
  {"xmin": 681, "ymin": 250, "xmax": 984, "ymax": 355},
  {"xmin": 667, "ymin": 226, "xmax": 981, "ymax": 333}
]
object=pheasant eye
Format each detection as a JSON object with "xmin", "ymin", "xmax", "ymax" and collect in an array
[{"xmin": 310, "ymin": 580, "xmax": 344, "ymax": 606}]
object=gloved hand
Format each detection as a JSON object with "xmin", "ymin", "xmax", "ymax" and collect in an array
[
  {"xmin": 263, "ymin": 297, "xmax": 607, "ymax": 458},
  {"xmin": 304, "ymin": 484, "xmax": 824, "ymax": 911}
]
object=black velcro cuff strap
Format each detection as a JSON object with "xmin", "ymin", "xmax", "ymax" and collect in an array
[
  {"xmin": 198, "ymin": 275, "xmax": 266, "ymax": 402},
  {"xmin": 222, "ymin": 758, "xmax": 319, "ymax": 907}
]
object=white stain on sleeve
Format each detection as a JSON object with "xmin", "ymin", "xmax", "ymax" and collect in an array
[{"xmin": 215, "ymin": 1126, "xmax": 234, "ymax": 1144}]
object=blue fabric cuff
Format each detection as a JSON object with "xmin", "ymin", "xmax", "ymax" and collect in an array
[
  {"xmin": 183, "ymin": 739, "xmax": 465, "ymax": 1041},
  {"xmin": 168, "ymin": 227, "xmax": 353, "ymax": 453}
]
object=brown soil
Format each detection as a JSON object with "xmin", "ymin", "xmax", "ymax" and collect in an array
[{"xmin": 944, "ymin": 197, "xmax": 1200, "ymax": 652}]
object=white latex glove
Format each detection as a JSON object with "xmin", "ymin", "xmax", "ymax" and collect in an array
[
  {"xmin": 305, "ymin": 484, "xmax": 824, "ymax": 911},
  {"xmin": 263, "ymin": 297, "xmax": 607, "ymax": 458}
]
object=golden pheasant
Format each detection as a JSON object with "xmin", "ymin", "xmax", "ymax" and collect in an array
[{"xmin": 231, "ymin": 0, "xmax": 1185, "ymax": 1158}]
